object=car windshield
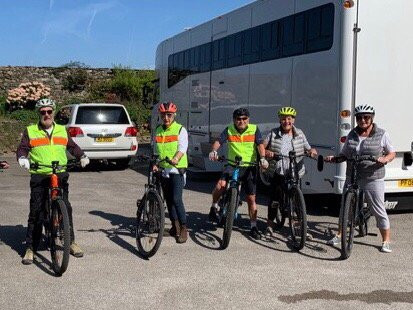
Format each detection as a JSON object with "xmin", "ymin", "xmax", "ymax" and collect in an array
[{"xmin": 75, "ymin": 106, "xmax": 129, "ymax": 125}]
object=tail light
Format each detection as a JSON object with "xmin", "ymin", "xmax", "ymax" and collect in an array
[
  {"xmin": 125, "ymin": 127, "xmax": 138, "ymax": 137},
  {"xmin": 68, "ymin": 127, "xmax": 84, "ymax": 137},
  {"xmin": 340, "ymin": 136, "xmax": 347, "ymax": 143}
]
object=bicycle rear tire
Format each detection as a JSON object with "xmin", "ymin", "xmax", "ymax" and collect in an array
[
  {"xmin": 221, "ymin": 187, "xmax": 238, "ymax": 250},
  {"xmin": 340, "ymin": 190, "xmax": 357, "ymax": 259},
  {"xmin": 289, "ymin": 187, "xmax": 307, "ymax": 250},
  {"xmin": 50, "ymin": 198, "xmax": 71, "ymax": 276},
  {"xmin": 136, "ymin": 190, "xmax": 165, "ymax": 258}
]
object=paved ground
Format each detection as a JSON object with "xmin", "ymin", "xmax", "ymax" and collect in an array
[{"xmin": 1, "ymin": 152, "xmax": 413, "ymax": 310}]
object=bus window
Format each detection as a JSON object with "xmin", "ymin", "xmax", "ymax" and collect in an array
[
  {"xmin": 227, "ymin": 32, "xmax": 243, "ymax": 67},
  {"xmin": 243, "ymin": 26, "xmax": 260, "ymax": 64},
  {"xmin": 261, "ymin": 21, "xmax": 280, "ymax": 61},
  {"xmin": 190, "ymin": 47, "xmax": 200, "ymax": 74},
  {"xmin": 306, "ymin": 3, "xmax": 334, "ymax": 53},
  {"xmin": 200, "ymin": 42, "xmax": 212, "ymax": 72},
  {"xmin": 282, "ymin": 13, "xmax": 305, "ymax": 57},
  {"xmin": 212, "ymin": 38, "xmax": 226, "ymax": 70},
  {"xmin": 184, "ymin": 49, "xmax": 190, "ymax": 76}
]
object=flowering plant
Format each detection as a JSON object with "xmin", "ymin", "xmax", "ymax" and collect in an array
[{"xmin": 6, "ymin": 82, "xmax": 51, "ymax": 110}]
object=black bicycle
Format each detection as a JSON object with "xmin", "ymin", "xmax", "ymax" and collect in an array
[
  {"xmin": 214, "ymin": 156, "xmax": 257, "ymax": 249},
  {"xmin": 30, "ymin": 160, "xmax": 78, "ymax": 276},
  {"xmin": 334, "ymin": 155, "xmax": 379, "ymax": 259},
  {"xmin": 135, "ymin": 154, "xmax": 171, "ymax": 258},
  {"xmin": 264, "ymin": 151, "xmax": 323, "ymax": 250}
]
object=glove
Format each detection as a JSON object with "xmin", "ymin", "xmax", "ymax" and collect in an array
[
  {"xmin": 18, "ymin": 157, "xmax": 30, "ymax": 170},
  {"xmin": 209, "ymin": 150, "xmax": 218, "ymax": 161},
  {"xmin": 260, "ymin": 158, "xmax": 269, "ymax": 169},
  {"xmin": 80, "ymin": 156, "xmax": 90, "ymax": 168}
]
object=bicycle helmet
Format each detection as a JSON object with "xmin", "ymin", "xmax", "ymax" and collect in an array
[
  {"xmin": 233, "ymin": 108, "xmax": 250, "ymax": 119},
  {"xmin": 35, "ymin": 98, "xmax": 56, "ymax": 110},
  {"xmin": 278, "ymin": 106, "xmax": 297, "ymax": 117},
  {"xmin": 158, "ymin": 101, "xmax": 177, "ymax": 113},
  {"xmin": 354, "ymin": 104, "xmax": 375, "ymax": 115}
]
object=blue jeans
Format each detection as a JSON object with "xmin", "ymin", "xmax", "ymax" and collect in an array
[{"xmin": 160, "ymin": 173, "xmax": 187, "ymax": 225}]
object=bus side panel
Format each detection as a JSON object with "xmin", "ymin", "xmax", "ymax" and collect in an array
[
  {"xmin": 356, "ymin": 0, "xmax": 413, "ymax": 197},
  {"xmin": 293, "ymin": 0, "xmax": 341, "ymax": 194},
  {"xmin": 250, "ymin": 0, "xmax": 294, "ymax": 134}
]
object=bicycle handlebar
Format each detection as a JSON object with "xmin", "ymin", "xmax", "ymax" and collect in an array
[
  {"xmin": 217, "ymin": 155, "xmax": 257, "ymax": 167},
  {"xmin": 137, "ymin": 154, "xmax": 175, "ymax": 167},
  {"xmin": 30, "ymin": 159, "xmax": 80, "ymax": 170}
]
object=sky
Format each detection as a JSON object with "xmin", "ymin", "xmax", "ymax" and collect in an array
[{"xmin": 0, "ymin": 0, "xmax": 254, "ymax": 69}]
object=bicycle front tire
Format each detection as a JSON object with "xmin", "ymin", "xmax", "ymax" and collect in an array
[
  {"xmin": 136, "ymin": 190, "xmax": 165, "ymax": 258},
  {"xmin": 221, "ymin": 187, "xmax": 238, "ymax": 250},
  {"xmin": 288, "ymin": 187, "xmax": 307, "ymax": 250},
  {"xmin": 340, "ymin": 190, "xmax": 357, "ymax": 259},
  {"xmin": 50, "ymin": 198, "xmax": 71, "ymax": 276}
]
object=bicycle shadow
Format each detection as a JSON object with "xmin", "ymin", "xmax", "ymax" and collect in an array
[
  {"xmin": 186, "ymin": 211, "xmax": 222, "ymax": 250},
  {"xmin": 0, "ymin": 224, "xmax": 26, "ymax": 257},
  {"xmin": 86, "ymin": 210, "xmax": 145, "ymax": 259}
]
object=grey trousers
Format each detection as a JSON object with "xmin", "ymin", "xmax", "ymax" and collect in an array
[{"xmin": 361, "ymin": 180, "xmax": 390, "ymax": 230}]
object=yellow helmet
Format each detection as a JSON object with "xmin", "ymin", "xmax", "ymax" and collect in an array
[{"xmin": 278, "ymin": 106, "xmax": 297, "ymax": 117}]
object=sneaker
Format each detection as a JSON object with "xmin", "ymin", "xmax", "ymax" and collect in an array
[
  {"xmin": 381, "ymin": 242, "xmax": 392, "ymax": 253},
  {"xmin": 22, "ymin": 248, "xmax": 34, "ymax": 265},
  {"xmin": 327, "ymin": 235, "xmax": 340, "ymax": 246},
  {"xmin": 70, "ymin": 242, "xmax": 84, "ymax": 258},
  {"xmin": 169, "ymin": 220, "xmax": 180, "ymax": 237},
  {"xmin": 250, "ymin": 227, "xmax": 261, "ymax": 240},
  {"xmin": 177, "ymin": 225, "xmax": 188, "ymax": 244},
  {"xmin": 208, "ymin": 206, "xmax": 219, "ymax": 222},
  {"xmin": 265, "ymin": 226, "xmax": 274, "ymax": 239}
]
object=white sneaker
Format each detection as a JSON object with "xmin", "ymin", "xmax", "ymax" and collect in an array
[
  {"xmin": 381, "ymin": 242, "xmax": 392, "ymax": 253},
  {"xmin": 327, "ymin": 235, "xmax": 340, "ymax": 246}
]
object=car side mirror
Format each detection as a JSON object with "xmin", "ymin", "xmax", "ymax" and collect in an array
[
  {"xmin": 317, "ymin": 155, "xmax": 324, "ymax": 171},
  {"xmin": 404, "ymin": 152, "xmax": 413, "ymax": 167}
]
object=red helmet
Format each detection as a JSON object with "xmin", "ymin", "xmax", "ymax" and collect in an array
[{"xmin": 158, "ymin": 101, "xmax": 177, "ymax": 113}]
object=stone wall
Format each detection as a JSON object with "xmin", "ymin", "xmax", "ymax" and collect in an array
[{"xmin": 0, "ymin": 66, "xmax": 121, "ymax": 103}]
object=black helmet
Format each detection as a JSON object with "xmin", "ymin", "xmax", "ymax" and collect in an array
[{"xmin": 233, "ymin": 108, "xmax": 250, "ymax": 119}]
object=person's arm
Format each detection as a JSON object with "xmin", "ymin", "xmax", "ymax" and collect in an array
[
  {"xmin": 302, "ymin": 133, "xmax": 317, "ymax": 158},
  {"xmin": 209, "ymin": 129, "xmax": 227, "ymax": 160},
  {"xmin": 255, "ymin": 128, "xmax": 265, "ymax": 159},
  {"xmin": 377, "ymin": 132, "xmax": 396, "ymax": 165},
  {"xmin": 171, "ymin": 127, "xmax": 188, "ymax": 165},
  {"xmin": 16, "ymin": 129, "xmax": 30, "ymax": 160},
  {"xmin": 66, "ymin": 134, "xmax": 85, "ymax": 159}
]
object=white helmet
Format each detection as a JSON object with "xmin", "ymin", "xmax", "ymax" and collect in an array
[
  {"xmin": 354, "ymin": 104, "xmax": 375, "ymax": 115},
  {"xmin": 36, "ymin": 98, "xmax": 56, "ymax": 110}
]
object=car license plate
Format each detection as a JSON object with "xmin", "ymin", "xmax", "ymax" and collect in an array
[
  {"xmin": 95, "ymin": 137, "xmax": 114, "ymax": 143},
  {"xmin": 398, "ymin": 179, "xmax": 413, "ymax": 188}
]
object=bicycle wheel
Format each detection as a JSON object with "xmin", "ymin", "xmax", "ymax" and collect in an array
[
  {"xmin": 136, "ymin": 190, "xmax": 165, "ymax": 258},
  {"xmin": 221, "ymin": 187, "xmax": 238, "ymax": 250},
  {"xmin": 288, "ymin": 187, "xmax": 307, "ymax": 250},
  {"xmin": 273, "ymin": 186, "xmax": 286, "ymax": 229},
  {"xmin": 50, "ymin": 198, "xmax": 71, "ymax": 276},
  {"xmin": 340, "ymin": 190, "xmax": 357, "ymax": 259}
]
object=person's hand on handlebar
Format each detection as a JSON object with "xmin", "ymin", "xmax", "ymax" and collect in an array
[
  {"xmin": 18, "ymin": 157, "xmax": 30, "ymax": 170},
  {"xmin": 377, "ymin": 156, "xmax": 389, "ymax": 166},
  {"xmin": 209, "ymin": 150, "xmax": 218, "ymax": 161},
  {"xmin": 0, "ymin": 161, "xmax": 10, "ymax": 169},
  {"xmin": 80, "ymin": 155, "xmax": 90, "ymax": 168},
  {"xmin": 307, "ymin": 148, "xmax": 318, "ymax": 158},
  {"xmin": 265, "ymin": 150, "xmax": 275, "ymax": 158},
  {"xmin": 260, "ymin": 158, "xmax": 269, "ymax": 169},
  {"xmin": 324, "ymin": 155, "xmax": 336, "ymax": 163}
]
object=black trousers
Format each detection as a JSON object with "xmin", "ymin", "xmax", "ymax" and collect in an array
[
  {"xmin": 27, "ymin": 172, "xmax": 75, "ymax": 250},
  {"xmin": 268, "ymin": 174, "xmax": 286, "ymax": 222}
]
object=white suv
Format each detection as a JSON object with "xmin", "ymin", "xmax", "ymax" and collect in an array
[{"xmin": 56, "ymin": 103, "xmax": 138, "ymax": 167}]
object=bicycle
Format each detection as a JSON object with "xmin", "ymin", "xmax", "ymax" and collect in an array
[
  {"xmin": 135, "ymin": 154, "xmax": 172, "ymax": 258},
  {"xmin": 332, "ymin": 155, "xmax": 378, "ymax": 259},
  {"xmin": 265, "ymin": 151, "xmax": 324, "ymax": 250},
  {"xmin": 213, "ymin": 155, "xmax": 257, "ymax": 250},
  {"xmin": 30, "ymin": 160, "xmax": 79, "ymax": 276}
]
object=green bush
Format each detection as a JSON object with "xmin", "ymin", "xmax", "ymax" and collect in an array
[
  {"xmin": 9, "ymin": 109, "xmax": 38, "ymax": 125},
  {"xmin": 63, "ymin": 69, "xmax": 88, "ymax": 92},
  {"xmin": 0, "ymin": 96, "xmax": 7, "ymax": 115}
]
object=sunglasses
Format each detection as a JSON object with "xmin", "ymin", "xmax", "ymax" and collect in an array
[
  {"xmin": 40, "ymin": 110, "xmax": 53, "ymax": 116},
  {"xmin": 356, "ymin": 115, "xmax": 372, "ymax": 121},
  {"xmin": 161, "ymin": 113, "xmax": 174, "ymax": 118},
  {"xmin": 236, "ymin": 117, "xmax": 248, "ymax": 121}
]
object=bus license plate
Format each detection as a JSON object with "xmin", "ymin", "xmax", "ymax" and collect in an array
[
  {"xmin": 95, "ymin": 137, "xmax": 114, "ymax": 143},
  {"xmin": 398, "ymin": 179, "xmax": 413, "ymax": 188}
]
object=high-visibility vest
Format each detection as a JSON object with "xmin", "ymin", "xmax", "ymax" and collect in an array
[
  {"xmin": 227, "ymin": 124, "xmax": 257, "ymax": 167},
  {"xmin": 27, "ymin": 123, "xmax": 68, "ymax": 175},
  {"xmin": 155, "ymin": 122, "xmax": 188, "ymax": 169}
]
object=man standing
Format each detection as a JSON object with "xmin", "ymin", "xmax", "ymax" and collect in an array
[
  {"xmin": 17, "ymin": 98, "xmax": 89, "ymax": 264},
  {"xmin": 209, "ymin": 108, "xmax": 268, "ymax": 239},
  {"xmin": 154, "ymin": 102, "xmax": 189, "ymax": 243}
]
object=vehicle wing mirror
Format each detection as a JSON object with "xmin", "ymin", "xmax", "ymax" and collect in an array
[
  {"xmin": 403, "ymin": 152, "xmax": 413, "ymax": 167},
  {"xmin": 317, "ymin": 155, "xmax": 324, "ymax": 172}
]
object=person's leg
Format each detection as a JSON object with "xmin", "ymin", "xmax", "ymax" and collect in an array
[
  {"xmin": 169, "ymin": 173, "xmax": 188, "ymax": 243},
  {"xmin": 161, "ymin": 176, "xmax": 177, "ymax": 222},
  {"xmin": 210, "ymin": 168, "xmax": 230, "ymax": 221},
  {"xmin": 243, "ymin": 167, "xmax": 260, "ymax": 239},
  {"xmin": 59, "ymin": 172, "xmax": 74, "ymax": 241}
]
